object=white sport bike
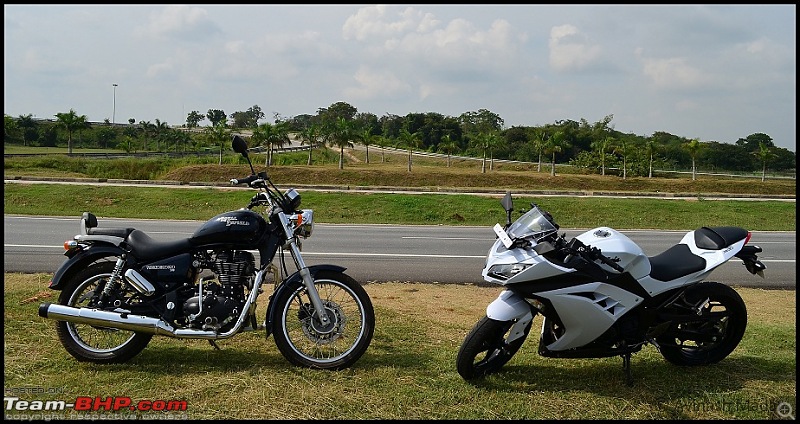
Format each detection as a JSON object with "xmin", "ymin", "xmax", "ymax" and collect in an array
[{"xmin": 456, "ymin": 193, "xmax": 766, "ymax": 385}]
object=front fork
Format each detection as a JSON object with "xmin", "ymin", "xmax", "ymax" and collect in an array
[{"xmin": 278, "ymin": 212, "xmax": 330, "ymax": 326}]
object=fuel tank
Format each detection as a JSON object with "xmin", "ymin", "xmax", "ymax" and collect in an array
[
  {"xmin": 190, "ymin": 210, "xmax": 270, "ymax": 247},
  {"xmin": 574, "ymin": 227, "xmax": 651, "ymax": 279}
]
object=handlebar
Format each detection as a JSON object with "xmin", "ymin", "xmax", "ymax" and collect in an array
[
  {"xmin": 230, "ymin": 175, "xmax": 259, "ymax": 186},
  {"xmin": 563, "ymin": 238, "xmax": 625, "ymax": 273},
  {"xmin": 596, "ymin": 250, "xmax": 625, "ymax": 273}
]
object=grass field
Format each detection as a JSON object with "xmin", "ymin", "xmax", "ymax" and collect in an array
[
  {"xmin": 3, "ymin": 147, "xmax": 796, "ymax": 419},
  {"xmin": 3, "ymin": 273, "xmax": 796, "ymax": 419}
]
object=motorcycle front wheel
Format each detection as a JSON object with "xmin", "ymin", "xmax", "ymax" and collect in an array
[
  {"xmin": 657, "ymin": 281, "xmax": 747, "ymax": 366},
  {"xmin": 271, "ymin": 270, "xmax": 375, "ymax": 370},
  {"xmin": 456, "ymin": 315, "xmax": 532, "ymax": 380},
  {"xmin": 54, "ymin": 261, "xmax": 153, "ymax": 364}
]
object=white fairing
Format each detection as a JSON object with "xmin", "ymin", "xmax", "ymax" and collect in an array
[
  {"xmin": 537, "ymin": 282, "xmax": 643, "ymax": 350},
  {"xmin": 481, "ymin": 238, "xmax": 576, "ymax": 285},
  {"xmin": 574, "ymin": 227, "xmax": 650, "ymax": 279}
]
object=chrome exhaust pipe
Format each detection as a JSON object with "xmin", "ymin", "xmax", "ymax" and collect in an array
[{"xmin": 38, "ymin": 303, "xmax": 225, "ymax": 339}]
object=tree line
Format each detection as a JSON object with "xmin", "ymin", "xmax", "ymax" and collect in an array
[{"xmin": 4, "ymin": 101, "xmax": 796, "ymax": 180}]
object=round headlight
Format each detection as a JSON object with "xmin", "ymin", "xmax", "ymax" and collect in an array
[{"xmin": 289, "ymin": 209, "xmax": 314, "ymax": 238}]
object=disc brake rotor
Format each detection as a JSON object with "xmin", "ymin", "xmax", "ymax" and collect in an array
[{"xmin": 298, "ymin": 301, "xmax": 347, "ymax": 345}]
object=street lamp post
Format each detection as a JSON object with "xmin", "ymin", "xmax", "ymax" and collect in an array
[{"xmin": 112, "ymin": 83, "xmax": 118, "ymax": 124}]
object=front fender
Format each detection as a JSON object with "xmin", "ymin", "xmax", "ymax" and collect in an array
[
  {"xmin": 486, "ymin": 290, "xmax": 533, "ymax": 322},
  {"xmin": 486, "ymin": 290, "xmax": 535, "ymax": 344},
  {"xmin": 49, "ymin": 244, "xmax": 123, "ymax": 290},
  {"xmin": 264, "ymin": 264, "xmax": 346, "ymax": 337}
]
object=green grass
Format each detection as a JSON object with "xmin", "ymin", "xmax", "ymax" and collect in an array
[
  {"xmin": 3, "ymin": 182, "xmax": 795, "ymax": 231},
  {"xmin": 4, "ymin": 275, "xmax": 795, "ymax": 419}
]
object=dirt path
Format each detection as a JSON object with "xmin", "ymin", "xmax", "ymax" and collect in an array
[{"xmin": 344, "ymin": 148, "xmax": 361, "ymax": 163}]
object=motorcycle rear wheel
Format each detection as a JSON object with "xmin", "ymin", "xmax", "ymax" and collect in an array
[
  {"xmin": 271, "ymin": 270, "xmax": 375, "ymax": 370},
  {"xmin": 657, "ymin": 281, "xmax": 747, "ymax": 366},
  {"xmin": 55, "ymin": 261, "xmax": 153, "ymax": 364},
  {"xmin": 456, "ymin": 315, "xmax": 531, "ymax": 380}
]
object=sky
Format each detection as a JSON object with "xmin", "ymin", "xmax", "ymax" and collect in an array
[{"xmin": 3, "ymin": 4, "xmax": 797, "ymax": 152}]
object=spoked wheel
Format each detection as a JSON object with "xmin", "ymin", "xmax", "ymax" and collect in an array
[
  {"xmin": 657, "ymin": 281, "xmax": 747, "ymax": 366},
  {"xmin": 55, "ymin": 261, "xmax": 152, "ymax": 364},
  {"xmin": 271, "ymin": 271, "xmax": 374, "ymax": 370},
  {"xmin": 456, "ymin": 315, "xmax": 532, "ymax": 380}
]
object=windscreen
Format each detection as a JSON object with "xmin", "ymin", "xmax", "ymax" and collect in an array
[{"xmin": 506, "ymin": 205, "xmax": 558, "ymax": 241}]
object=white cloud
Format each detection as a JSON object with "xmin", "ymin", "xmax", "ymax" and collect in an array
[
  {"xmin": 342, "ymin": 66, "xmax": 412, "ymax": 100},
  {"xmin": 548, "ymin": 24, "xmax": 603, "ymax": 72},
  {"xmin": 641, "ymin": 57, "xmax": 708, "ymax": 89},
  {"xmin": 134, "ymin": 5, "xmax": 220, "ymax": 41}
]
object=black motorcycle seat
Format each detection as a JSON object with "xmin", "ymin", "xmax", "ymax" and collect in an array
[
  {"xmin": 648, "ymin": 244, "xmax": 706, "ymax": 282},
  {"xmin": 694, "ymin": 226, "xmax": 748, "ymax": 250},
  {"xmin": 126, "ymin": 229, "xmax": 195, "ymax": 261},
  {"xmin": 86, "ymin": 227, "xmax": 136, "ymax": 238}
]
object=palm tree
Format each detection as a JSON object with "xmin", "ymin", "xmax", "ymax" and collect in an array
[
  {"xmin": 590, "ymin": 135, "xmax": 614, "ymax": 176},
  {"xmin": 644, "ymin": 137, "xmax": 658, "ymax": 178},
  {"xmin": 17, "ymin": 114, "xmax": 37, "ymax": 147},
  {"xmin": 529, "ymin": 128, "xmax": 547, "ymax": 173},
  {"xmin": 357, "ymin": 128, "xmax": 377, "ymax": 164},
  {"xmin": 297, "ymin": 123, "xmax": 322, "ymax": 165},
  {"xmin": 375, "ymin": 135, "xmax": 390, "ymax": 163},
  {"xmin": 153, "ymin": 119, "xmax": 170, "ymax": 151},
  {"xmin": 543, "ymin": 130, "xmax": 570, "ymax": 176},
  {"xmin": 684, "ymin": 138, "xmax": 702, "ymax": 181},
  {"xmin": 203, "ymin": 123, "xmax": 232, "ymax": 165},
  {"xmin": 252, "ymin": 122, "xmax": 290, "ymax": 167},
  {"xmin": 55, "ymin": 109, "xmax": 88, "ymax": 154},
  {"xmin": 471, "ymin": 131, "xmax": 501, "ymax": 173},
  {"xmin": 397, "ymin": 128, "xmax": 422, "ymax": 172},
  {"xmin": 437, "ymin": 134, "xmax": 459, "ymax": 167},
  {"xmin": 138, "ymin": 120, "xmax": 156, "ymax": 151},
  {"xmin": 328, "ymin": 118, "xmax": 355, "ymax": 170},
  {"xmin": 611, "ymin": 137, "xmax": 630, "ymax": 179},
  {"xmin": 117, "ymin": 135, "xmax": 136, "ymax": 153},
  {"xmin": 754, "ymin": 141, "xmax": 777, "ymax": 182}
]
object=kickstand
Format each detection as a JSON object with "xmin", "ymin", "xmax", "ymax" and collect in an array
[
  {"xmin": 208, "ymin": 340, "xmax": 221, "ymax": 350},
  {"xmin": 622, "ymin": 353, "xmax": 633, "ymax": 387}
]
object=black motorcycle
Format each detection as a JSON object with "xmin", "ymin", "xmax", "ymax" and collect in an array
[{"xmin": 39, "ymin": 135, "xmax": 375, "ymax": 370}]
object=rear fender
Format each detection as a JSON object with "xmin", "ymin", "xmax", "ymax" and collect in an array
[
  {"xmin": 49, "ymin": 244, "xmax": 123, "ymax": 290},
  {"xmin": 734, "ymin": 245, "xmax": 766, "ymax": 277}
]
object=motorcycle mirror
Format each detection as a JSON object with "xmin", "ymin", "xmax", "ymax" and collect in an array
[
  {"xmin": 501, "ymin": 192, "xmax": 513, "ymax": 212},
  {"xmin": 232, "ymin": 135, "xmax": 256, "ymax": 175},
  {"xmin": 232, "ymin": 135, "xmax": 249, "ymax": 157},
  {"xmin": 501, "ymin": 192, "xmax": 513, "ymax": 227}
]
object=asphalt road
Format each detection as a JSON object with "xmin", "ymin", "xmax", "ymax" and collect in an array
[{"xmin": 4, "ymin": 215, "xmax": 795, "ymax": 289}]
